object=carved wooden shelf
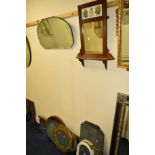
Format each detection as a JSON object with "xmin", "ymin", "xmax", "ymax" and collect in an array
[{"xmin": 77, "ymin": 53, "xmax": 115, "ymax": 69}]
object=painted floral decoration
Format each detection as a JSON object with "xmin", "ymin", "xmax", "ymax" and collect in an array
[
  {"xmin": 89, "ymin": 7, "xmax": 94, "ymax": 17},
  {"xmin": 83, "ymin": 9, "xmax": 88, "ymax": 18},
  {"xmin": 95, "ymin": 5, "xmax": 101, "ymax": 15}
]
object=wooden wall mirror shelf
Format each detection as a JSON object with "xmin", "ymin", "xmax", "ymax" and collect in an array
[{"xmin": 77, "ymin": 0, "xmax": 115, "ymax": 70}]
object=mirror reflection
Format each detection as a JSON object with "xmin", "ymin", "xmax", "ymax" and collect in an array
[
  {"xmin": 37, "ymin": 17, "xmax": 74, "ymax": 49},
  {"xmin": 83, "ymin": 21, "xmax": 103, "ymax": 54}
]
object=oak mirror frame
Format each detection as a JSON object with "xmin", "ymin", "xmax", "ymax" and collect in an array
[
  {"xmin": 117, "ymin": 0, "xmax": 129, "ymax": 69},
  {"xmin": 77, "ymin": 0, "xmax": 114, "ymax": 69}
]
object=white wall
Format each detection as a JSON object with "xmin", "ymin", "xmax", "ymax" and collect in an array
[{"xmin": 26, "ymin": 0, "xmax": 129, "ymax": 154}]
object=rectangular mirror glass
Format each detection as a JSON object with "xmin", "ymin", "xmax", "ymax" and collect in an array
[{"xmin": 83, "ymin": 21, "xmax": 103, "ymax": 54}]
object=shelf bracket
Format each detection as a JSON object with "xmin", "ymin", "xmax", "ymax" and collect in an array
[
  {"xmin": 102, "ymin": 61, "xmax": 108, "ymax": 70},
  {"xmin": 79, "ymin": 59, "xmax": 84, "ymax": 67}
]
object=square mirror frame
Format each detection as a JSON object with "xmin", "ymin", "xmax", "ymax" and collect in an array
[{"xmin": 77, "ymin": 0, "xmax": 114, "ymax": 69}]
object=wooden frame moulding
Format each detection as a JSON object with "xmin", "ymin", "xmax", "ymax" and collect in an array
[
  {"xmin": 26, "ymin": 0, "xmax": 118, "ymax": 28},
  {"xmin": 116, "ymin": 0, "xmax": 129, "ymax": 70}
]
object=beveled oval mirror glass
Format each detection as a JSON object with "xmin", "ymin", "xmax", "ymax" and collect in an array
[
  {"xmin": 37, "ymin": 17, "xmax": 74, "ymax": 49},
  {"xmin": 26, "ymin": 37, "xmax": 31, "ymax": 67}
]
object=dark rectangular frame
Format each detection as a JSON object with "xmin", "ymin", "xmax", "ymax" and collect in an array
[{"xmin": 109, "ymin": 93, "xmax": 129, "ymax": 155}]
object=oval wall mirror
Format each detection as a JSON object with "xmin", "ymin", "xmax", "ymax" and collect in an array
[
  {"xmin": 26, "ymin": 37, "xmax": 32, "ymax": 67},
  {"xmin": 37, "ymin": 17, "xmax": 74, "ymax": 49}
]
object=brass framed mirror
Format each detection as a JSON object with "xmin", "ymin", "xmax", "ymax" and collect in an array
[
  {"xmin": 117, "ymin": 0, "xmax": 129, "ymax": 69},
  {"xmin": 110, "ymin": 93, "xmax": 129, "ymax": 155}
]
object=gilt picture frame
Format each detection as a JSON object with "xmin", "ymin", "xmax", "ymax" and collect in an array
[{"xmin": 117, "ymin": 0, "xmax": 129, "ymax": 69}]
